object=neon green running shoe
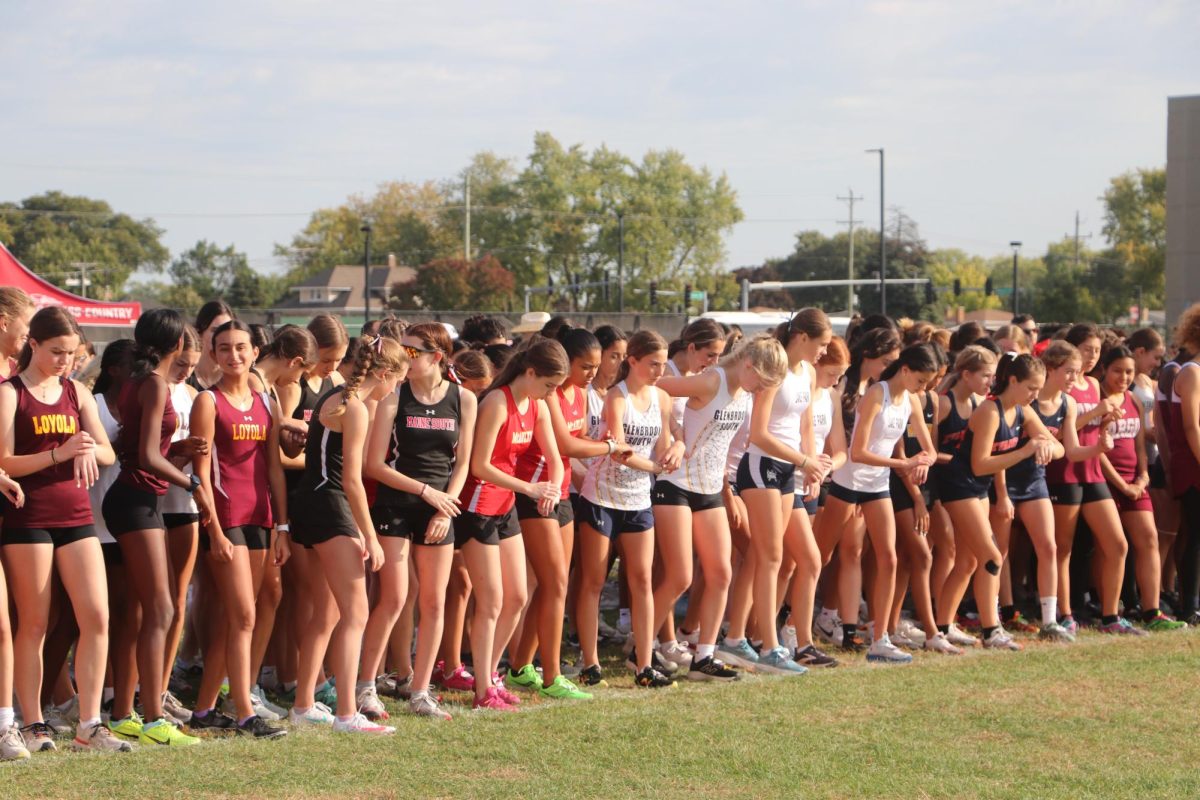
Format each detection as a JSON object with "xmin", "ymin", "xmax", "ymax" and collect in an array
[
  {"xmin": 107, "ymin": 712, "xmax": 143, "ymax": 741},
  {"xmin": 538, "ymin": 675, "xmax": 592, "ymax": 700},
  {"xmin": 505, "ymin": 664, "xmax": 544, "ymax": 691},
  {"xmin": 139, "ymin": 719, "xmax": 200, "ymax": 747},
  {"xmin": 1145, "ymin": 611, "xmax": 1188, "ymax": 632}
]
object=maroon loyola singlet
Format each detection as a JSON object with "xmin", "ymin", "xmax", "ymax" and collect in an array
[
  {"xmin": 115, "ymin": 374, "xmax": 177, "ymax": 495},
  {"xmin": 207, "ymin": 387, "xmax": 274, "ymax": 529},
  {"xmin": 6, "ymin": 376, "xmax": 93, "ymax": 528}
]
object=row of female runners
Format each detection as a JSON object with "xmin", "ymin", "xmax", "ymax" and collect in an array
[{"xmin": 1, "ymin": 288, "xmax": 1199, "ymax": 760}]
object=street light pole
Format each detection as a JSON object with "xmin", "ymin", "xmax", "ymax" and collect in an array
[
  {"xmin": 1010, "ymin": 241, "xmax": 1022, "ymax": 315},
  {"xmin": 866, "ymin": 148, "xmax": 885, "ymax": 315},
  {"xmin": 361, "ymin": 222, "xmax": 373, "ymax": 326},
  {"xmin": 617, "ymin": 210, "xmax": 625, "ymax": 312}
]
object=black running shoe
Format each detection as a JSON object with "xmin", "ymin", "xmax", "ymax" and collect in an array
[
  {"xmin": 579, "ymin": 665, "xmax": 608, "ymax": 688},
  {"xmin": 794, "ymin": 644, "xmax": 839, "ymax": 668},
  {"xmin": 687, "ymin": 656, "xmax": 740, "ymax": 682},
  {"xmin": 625, "ymin": 648, "xmax": 677, "ymax": 675},
  {"xmin": 187, "ymin": 709, "xmax": 236, "ymax": 732},
  {"xmin": 839, "ymin": 634, "xmax": 865, "ymax": 653},
  {"xmin": 635, "ymin": 667, "xmax": 674, "ymax": 688},
  {"xmin": 236, "ymin": 715, "xmax": 287, "ymax": 740}
]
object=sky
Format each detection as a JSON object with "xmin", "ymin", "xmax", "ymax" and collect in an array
[{"xmin": 3, "ymin": 0, "xmax": 1197, "ymax": 283}]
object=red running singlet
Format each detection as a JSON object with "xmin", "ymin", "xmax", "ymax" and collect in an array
[
  {"xmin": 207, "ymin": 387, "xmax": 274, "ymax": 529},
  {"xmin": 115, "ymin": 374, "xmax": 177, "ymax": 495},
  {"xmin": 461, "ymin": 386, "xmax": 537, "ymax": 516},
  {"xmin": 6, "ymin": 376, "xmax": 93, "ymax": 528},
  {"xmin": 515, "ymin": 384, "xmax": 584, "ymax": 497}
]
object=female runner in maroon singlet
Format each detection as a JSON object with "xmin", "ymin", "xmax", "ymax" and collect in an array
[
  {"xmin": 505, "ymin": 326, "xmax": 633, "ymax": 697},
  {"xmin": 459, "ymin": 337, "xmax": 567, "ymax": 710},
  {"xmin": 0, "ymin": 307, "xmax": 123, "ymax": 753},
  {"xmin": 189, "ymin": 321, "xmax": 296, "ymax": 739}
]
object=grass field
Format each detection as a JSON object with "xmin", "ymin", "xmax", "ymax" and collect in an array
[{"xmin": 8, "ymin": 629, "xmax": 1200, "ymax": 799}]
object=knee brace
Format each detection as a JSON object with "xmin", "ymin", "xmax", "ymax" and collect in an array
[{"xmin": 984, "ymin": 559, "xmax": 1000, "ymax": 576}]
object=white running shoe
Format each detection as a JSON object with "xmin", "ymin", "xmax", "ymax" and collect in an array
[
  {"xmin": 982, "ymin": 627, "xmax": 1022, "ymax": 651},
  {"xmin": 945, "ymin": 623, "xmax": 979, "ymax": 647},
  {"xmin": 251, "ymin": 685, "xmax": 287, "ymax": 720},
  {"xmin": 597, "ymin": 617, "xmax": 626, "ymax": 643},
  {"xmin": 162, "ymin": 690, "xmax": 193, "ymax": 724},
  {"xmin": 866, "ymin": 635, "xmax": 914, "ymax": 664},
  {"xmin": 333, "ymin": 712, "xmax": 396, "ymax": 735},
  {"xmin": 43, "ymin": 696, "xmax": 78, "ymax": 734},
  {"xmin": 656, "ymin": 640, "xmax": 693, "ymax": 669},
  {"xmin": 896, "ymin": 618, "xmax": 928, "ymax": 646},
  {"xmin": 222, "ymin": 693, "xmax": 281, "ymax": 723},
  {"xmin": 923, "ymin": 632, "xmax": 963, "ymax": 655},
  {"xmin": 289, "ymin": 703, "xmax": 335, "ymax": 726},
  {"xmin": 409, "ymin": 690, "xmax": 452, "ymax": 721},
  {"xmin": 71, "ymin": 721, "xmax": 133, "ymax": 753},
  {"xmin": 0, "ymin": 724, "xmax": 30, "ymax": 761},
  {"xmin": 813, "ymin": 610, "xmax": 842, "ymax": 646},
  {"xmin": 779, "ymin": 624, "xmax": 799, "ymax": 653},
  {"xmin": 889, "ymin": 629, "xmax": 918, "ymax": 650},
  {"xmin": 355, "ymin": 684, "xmax": 390, "ymax": 721}
]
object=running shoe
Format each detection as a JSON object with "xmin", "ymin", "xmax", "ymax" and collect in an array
[
  {"xmin": 679, "ymin": 627, "xmax": 700, "ymax": 651},
  {"xmin": 794, "ymin": 644, "xmax": 839, "ymax": 668},
  {"xmin": 539, "ymin": 675, "xmax": 592, "ymax": 700},
  {"xmin": 251, "ymin": 685, "xmax": 288, "ymax": 720},
  {"xmin": 578, "ymin": 664, "xmax": 608, "ymax": 688},
  {"xmin": 945, "ymin": 623, "xmax": 979, "ymax": 647},
  {"xmin": 1145, "ymin": 612, "xmax": 1188, "ymax": 632},
  {"xmin": 162, "ymin": 691, "xmax": 193, "ymax": 724},
  {"xmin": 437, "ymin": 664, "xmax": 476, "ymax": 692},
  {"xmin": 896, "ymin": 618, "xmax": 928, "ymax": 647},
  {"xmin": 188, "ymin": 708, "xmax": 237, "ymax": 732},
  {"xmin": 616, "ymin": 612, "xmax": 632, "ymax": 638},
  {"xmin": 473, "ymin": 687, "xmax": 518, "ymax": 711},
  {"xmin": 779, "ymin": 624, "xmax": 799, "ymax": 653},
  {"xmin": 490, "ymin": 674, "xmax": 522, "ymax": 706},
  {"xmin": 625, "ymin": 648, "xmax": 677, "ymax": 675},
  {"xmin": 716, "ymin": 639, "xmax": 761, "ymax": 670},
  {"xmin": 923, "ymin": 632, "xmax": 963, "ymax": 655},
  {"xmin": 73, "ymin": 721, "xmax": 133, "ymax": 752},
  {"xmin": 223, "ymin": 692, "xmax": 281, "ymax": 723},
  {"xmin": 1098, "ymin": 617, "xmax": 1149, "ymax": 636},
  {"xmin": 756, "ymin": 646, "xmax": 809, "ymax": 676},
  {"xmin": 408, "ymin": 691, "xmax": 452, "ymax": 721},
  {"xmin": 288, "ymin": 703, "xmax": 335, "ymax": 727},
  {"xmin": 236, "ymin": 715, "xmax": 287, "ymax": 740},
  {"xmin": 333, "ymin": 712, "xmax": 395, "ymax": 735},
  {"xmin": 1059, "ymin": 615, "xmax": 1079, "ymax": 636},
  {"xmin": 656, "ymin": 640, "xmax": 693, "ymax": 669},
  {"xmin": 1038, "ymin": 622, "xmax": 1076, "ymax": 643},
  {"xmin": 355, "ymin": 684, "xmax": 390, "ymax": 721},
  {"xmin": 889, "ymin": 629, "xmax": 919, "ymax": 650},
  {"xmin": 378, "ymin": 671, "xmax": 414, "ymax": 700},
  {"xmin": 813, "ymin": 609, "xmax": 842, "ymax": 645},
  {"xmin": 956, "ymin": 612, "xmax": 982, "ymax": 631},
  {"xmin": 0, "ymin": 724, "xmax": 30, "ymax": 761},
  {"xmin": 982, "ymin": 627, "xmax": 1023, "ymax": 651},
  {"xmin": 839, "ymin": 633, "xmax": 866, "ymax": 653},
  {"xmin": 634, "ymin": 666, "xmax": 674, "ymax": 689},
  {"xmin": 107, "ymin": 712, "xmax": 144, "ymax": 741},
  {"xmin": 597, "ymin": 617, "xmax": 627, "ymax": 643},
  {"xmin": 506, "ymin": 664, "xmax": 544, "ymax": 692},
  {"xmin": 20, "ymin": 721, "xmax": 57, "ymax": 752},
  {"xmin": 1004, "ymin": 612, "xmax": 1040, "ymax": 634},
  {"xmin": 687, "ymin": 656, "xmax": 740, "ymax": 682},
  {"xmin": 314, "ymin": 679, "xmax": 338, "ymax": 707},
  {"xmin": 139, "ymin": 719, "xmax": 200, "ymax": 747},
  {"xmin": 44, "ymin": 695, "xmax": 79, "ymax": 734},
  {"xmin": 1186, "ymin": 611, "xmax": 1200, "ymax": 628},
  {"xmin": 866, "ymin": 635, "xmax": 913, "ymax": 664}
]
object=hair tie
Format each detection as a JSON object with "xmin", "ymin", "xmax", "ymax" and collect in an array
[
  {"xmin": 448, "ymin": 364, "xmax": 460, "ymax": 384},
  {"xmin": 374, "ymin": 336, "xmax": 384, "ymax": 354}
]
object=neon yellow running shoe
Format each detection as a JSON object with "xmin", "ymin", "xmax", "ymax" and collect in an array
[
  {"xmin": 505, "ymin": 664, "xmax": 543, "ymax": 691},
  {"xmin": 139, "ymin": 719, "xmax": 200, "ymax": 747},
  {"xmin": 107, "ymin": 712, "xmax": 143, "ymax": 741},
  {"xmin": 538, "ymin": 675, "xmax": 592, "ymax": 700}
]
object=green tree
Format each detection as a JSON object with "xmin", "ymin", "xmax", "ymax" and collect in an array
[
  {"xmin": 169, "ymin": 240, "xmax": 247, "ymax": 299},
  {"xmin": 1102, "ymin": 167, "xmax": 1165, "ymax": 309},
  {"xmin": 0, "ymin": 191, "xmax": 168, "ymax": 297},
  {"xmin": 927, "ymin": 248, "xmax": 1005, "ymax": 316},
  {"xmin": 1027, "ymin": 238, "xmax": 1107, "ymax": 323}
]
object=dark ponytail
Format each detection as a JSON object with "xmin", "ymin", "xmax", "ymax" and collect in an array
[
  {"xmin": 93, "ymin": 339, "xmax": 137, "ymax": 396},
  {"xmin": 481, "ymin": 335, "xmax": 569, "ymax": 400},
  {"xmin": 616, "ymin": 330, "xmax": 669, "ymax": 385},
  {"xmin": 260, "ymin": 324, "xmax": 318, "ymax": 368},
  {"xmin": 841, "ymin": 327, "xmax": 902, "ymax": 421},
  {"xmin": 668, "ymin": 319, "xmax": 724, "ymax": 359},
  {"xmin": 131, "ymin": 308, "xmax": 186, "ymax": 379},
  {"xmin": 594, "ymin": 325, "xmax": 627, "ymax": 353},
  {"xmin": 774, "ymin": 307, "xmax": 831, "ymax": 347},
  {"xmin": 195, "ymin": 300, "xmax": 235, "ymax": 335},
  {"xmin": 880, "ymin": 343, "xmax": 939, "ymax": 382},
  {"xmin": 994, "ymin": 352, "xmax": 1045, "ymax": 394},
  {"xmin": 556, "ymin": 324, "xmax": 600, "ymax": 362}
]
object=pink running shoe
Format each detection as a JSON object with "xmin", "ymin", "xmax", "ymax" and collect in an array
[
  {"xmin": 440, "ymin": 664, "xmax": 476, "ymax": 692},
  {"xmin": 490, "ymin": 673, "xmax": 521, "ymax": 706},
  {"xmin": 473, "ymin": 687, "xmax": 517, "ymax": 712}
]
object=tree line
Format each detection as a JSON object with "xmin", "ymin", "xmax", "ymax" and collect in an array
[{"xmin": 0, "ymin": 136, "xmax": 1164, "ymax": 324}]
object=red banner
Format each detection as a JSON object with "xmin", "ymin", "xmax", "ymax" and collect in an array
[{"xmin": 0, "ymin": 242, "xmax": 140, "ymax": 326}]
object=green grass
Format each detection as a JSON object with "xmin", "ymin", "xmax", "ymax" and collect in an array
[{"xmin": 10, "ymin": 630, "xmax": 1200, "ymax": 799}]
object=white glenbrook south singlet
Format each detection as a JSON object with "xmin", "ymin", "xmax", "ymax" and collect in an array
[
  {"xmin": 747, "ymin": 366, "xmax": 811, "ymax": 457},
  {"xmin": 832, "ymin": 381, "xmax": 911, "ymax": 494},
  {"xmin": 663, "ymin": 367, "xmax": 750, "ymax": 496},
  {"xmin": 581, "ymin": 382, "xmax": 662, "ymax": 511}
]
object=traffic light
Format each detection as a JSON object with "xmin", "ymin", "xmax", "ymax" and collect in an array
[
  {"xmin": 953, "ymin": 278, "xmax": 962, "ymax": 296},
  {"xmin": 683, "ymin": 283, "xmax": 692, "ymax": 310},
  {"xmin": 924, "ymin": 281, "xmax": 935, "ymax": 305},
  {"xmin": 985, "ymin": 277, "xmax": 995, "ymax": 295},
  {"xmin": 649, "ymin": 281, "xmax": 658, "ymax": 307}
]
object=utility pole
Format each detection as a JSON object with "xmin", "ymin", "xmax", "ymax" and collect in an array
[
  {"xmin": 464, "ymin": 174, "xmax": 471, "ymax": 261},
  {"xmin": 66, "ymin": 262, "xmax": 96, "ymax": 299},
  {"xmin": 617, "ymin": 210, "xmax": 625, "ymax": 312},
  {"xmin": 361, "ymin": 223, "xmax": 372, "ymax": 325},
  {"xmin": 865, "ymin": 148, "xmax": 886, "ymax": 314},
  {"xmin": 837, "ymin": 189, "xmax": 863, "ymax": 316},
  {"xmin": 1071, "ymin": 211, "xmax": 1093, "ymax": 268}
]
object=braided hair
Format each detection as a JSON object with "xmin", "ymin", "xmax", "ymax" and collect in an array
[{"xmin": 327, "ymin": 334, "xmax": 407, "ymax": 418}]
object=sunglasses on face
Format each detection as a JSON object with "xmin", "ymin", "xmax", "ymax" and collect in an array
[{"xmin": 403, "ymin": 345, "xmax": 437, "ymax": 359}]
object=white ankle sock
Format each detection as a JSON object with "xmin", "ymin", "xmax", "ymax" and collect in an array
[
  {"xmin": 722, "ymin": 636, "xmax": 744, "ymax": 648},
  {"xmin": 78, "ymin": 717, "xmax": 100, "ymax": 731},
  {"xmin": 0, "ymin": 707, "xmax": 13, "ymax": 729},
  {"xmin": 696, "ymin": 644, "xmax": 716, "ymax": 660},
  {"xmin": 1040, "ymin": 597, "xmax": 1058, "ymax": 627}
]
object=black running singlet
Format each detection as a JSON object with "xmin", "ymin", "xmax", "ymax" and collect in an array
[
  {"xmin": 377, "ymin": 381, "xmax": 462, "ymax": 509},
  {"xmin": 294, "ymin": 387, "xmax": 346, "ymax": 495}
]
